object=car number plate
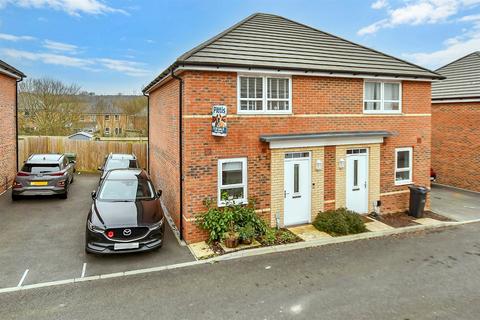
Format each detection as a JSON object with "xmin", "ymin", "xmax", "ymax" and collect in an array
[
  {"xmin": 114, "ymin": 242, "xmax": 139, "ymax": 250},
  {"xmin": 31, "ymin": 181, "xmax": 48, "ymax": 186}
]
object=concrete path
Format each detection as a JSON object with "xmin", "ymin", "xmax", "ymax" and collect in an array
[
  {"xmin": 1, "ymin": 222, "xmax": 480, "ymax": 319},
  {"xmin": 431, "ymin": 184, "xmax": 480, "ymax": 221}
]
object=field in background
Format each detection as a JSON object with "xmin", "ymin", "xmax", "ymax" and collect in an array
[{"xmin": 18, "ymin": 136, "xmax": 147, "ymax": 172}]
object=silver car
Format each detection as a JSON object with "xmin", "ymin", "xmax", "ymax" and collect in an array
[
  {"xmin": 12, "ymin": 154, "xmax": 76, "ymax": 200},
  {"xmin": 98, "ymin": 153, "xmax": 139, "ymax": 182}
]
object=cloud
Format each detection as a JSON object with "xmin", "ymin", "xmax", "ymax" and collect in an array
[
  {"xmin": 2, "ymin": 48, "xmax": 93, "ymax": 68},
  {"xmin": 1, "ymin": 47, "xmax": 150, "ymax": 77},
  {"xmin": 43, "ymin": 39, "xmax": 78, "ymax": 52},
  {"xmin": 403, "ymin": 9, "xmax": 480, "ymax": 68},
  {"xmin": 0, "ymin": 0, "xmax": 127, "ymax": 16},
  {"xmin": 97, "ymin": 58, "xmax": 149, "ymax": 77},
  {"xmin": 372, "ymin": 0, "xmax": 388, "ymax": 9},
  {"xmin": 0, "ymin": 32, "xmax": 35, "ymax": 41},
  {"xmin": 459, "ymin": 13, "xmax": 480, "ymax": 21},
  {"xmin": 358, "ymin": 0, "xmax": 480, "ymax": 35}
]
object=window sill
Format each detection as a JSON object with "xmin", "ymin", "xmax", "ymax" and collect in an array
[
  {"xmin": 236, "ymin": 111, "xmax": 293, "ymax": 116},
  {"xmin": 363, "ymin": 111, "xmax": 403, "ymax": 115},
  {"xmin": 218, "ymin": 199, "xmax": 248, "ymax": 207},
  {"xmin": 395, "ymin": 181, "xmax": 413, "ymax": 186}
]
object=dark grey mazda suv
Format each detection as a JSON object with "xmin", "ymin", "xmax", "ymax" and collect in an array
[{"xmin": 85, "ymin": 169, "xmax": 165, "ymax": 254}]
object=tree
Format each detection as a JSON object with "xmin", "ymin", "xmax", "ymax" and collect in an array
[
  {"xmin": 115, "ymin": 96, "xmax": 147, "ymax": 116},
  {"xmin": 18, "ymin": 78, "xmax": 82, "ymax": 136}
]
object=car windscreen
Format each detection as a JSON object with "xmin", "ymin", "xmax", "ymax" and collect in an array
[
  {"xmin": 22, "ymin": 163, "xmax": 60, "ymax": 174},
  {"xmin": 104, "ymin": 159, "xmax": 137, "ymax": 171},
  {"xmin": 98, "ymin": 179, "xmax": 154, "ymax": 201}
]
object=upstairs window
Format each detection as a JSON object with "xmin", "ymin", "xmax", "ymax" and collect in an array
[
  {"xmin": 105, "ymin": 114, "xmax": 110, "ymax": 121},
  {"xmin": 364, "ymin": 81, "xmax": 401, "ymax": 113},
  {"xmin": 238, "ymin": 75, "xmax": 291, "ymax": 114}
]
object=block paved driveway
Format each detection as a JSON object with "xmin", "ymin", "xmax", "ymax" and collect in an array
[
  {"xmin": 0, "ymin": 173, "xmax": 194, "ymax": 289},
  {"xmin": 431, "ymin": 184, "xmax": 480, "ymax": 221}
]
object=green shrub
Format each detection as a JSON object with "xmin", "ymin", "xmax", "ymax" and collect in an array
[
  {"xmin": 313, "ymin": 208, "xmax": 367, "ymax": 236},
  {"xmin": 234, "ymin": 202, "xmax": 268, "ymax": 235},
  {"xmin": 278, "ymin": 229, "xmax": 297, "ymax": 243},
  {"xmin": 197, "ymin": 198, "xmax": 268, "ymax": 243},
  {"xmin": 260, "ymin": 227, "xmax": 277, "ymax": 245},
  {"xmin": 238, "ymin": 223, "xmax": 256, "ymax": 241}
]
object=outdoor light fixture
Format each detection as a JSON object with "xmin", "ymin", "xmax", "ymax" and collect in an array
[
  {"xmin": 316, "ymin": 159, "xmax": 323, "ymax": 171},
  {"xmin": 338, "ymin": 158, "xmax": 345, "ymax": 169}
]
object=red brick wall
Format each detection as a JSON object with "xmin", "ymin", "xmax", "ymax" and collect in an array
[
  {"xmin": 150, "ymin": 71, "xmax": 432, "ymax": 243},
  {"xmin": 432, "ymin": 102, "xmax": 480, "ymax": 192},
  {"xmin": 148, "ymin": 79, "xmax": 182, "ymax": 227},
  {"xmin": 0, "ymin": 73, "xmax": 17, "ymax": 193}
]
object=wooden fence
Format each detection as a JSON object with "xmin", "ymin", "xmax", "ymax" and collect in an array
[{"xmin": 18, "ymin": 136, "xmax": 147, "ymax": 172}]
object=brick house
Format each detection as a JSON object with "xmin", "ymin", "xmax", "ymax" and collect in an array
[
  {"xmin": 144, "ymin": 13, "xmax": 442, "ymax": 243},
  {"xmin": 432, "ymin": 52, "xmax": 480, "ymax": 192},
  {"xmin": 0, "ymin": 60, "xmax": 25, "ymax": 193},
  {"xmin": 75, "ymin": 95, "xmax": 147, "ymax": 137}
]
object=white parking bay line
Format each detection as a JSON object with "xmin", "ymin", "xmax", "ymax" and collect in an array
[
  {"xmin": 81, "ymin": 263, "xmax": 87, "ymax": 278},
  {"xmin": 17, "ymin": 269, "xmax": 29, "ymax": 287}
]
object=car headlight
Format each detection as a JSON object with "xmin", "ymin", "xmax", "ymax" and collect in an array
[
  {"xmin": 149, "ymin": 217, "xmax": 165, "ymax": 230},
  {"xmin": 87, "ymin": 220, "xmax": 105, "ymax": 233}
]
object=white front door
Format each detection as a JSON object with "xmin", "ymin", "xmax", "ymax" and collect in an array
[
  {"xmin": 346, "ymin": 149, "xmax": 369, "ymax": 214},
  {"xmin": 284, "ymin": 152, "xmax": 311, "ymax": 226}
]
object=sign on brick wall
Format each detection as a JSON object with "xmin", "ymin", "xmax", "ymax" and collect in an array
[{"xmin": 211, "ymin": 105, "xmax": 227, "ymax": 137}]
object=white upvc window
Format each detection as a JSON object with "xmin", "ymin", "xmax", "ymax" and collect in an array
[
  {"xmin": 364, "ymin": 81, "xmax": 402, "ymax": 114},
  {"xmin": 395, "ymin": 147, "xmax": 413, "ymax": 185},
  {"xmin": 238, "ymin": 75, "xmax": 292, "ymax": 114},
  {"xmin": 217, "ymin": 158, "xmax": 247, "ymax": 206}
]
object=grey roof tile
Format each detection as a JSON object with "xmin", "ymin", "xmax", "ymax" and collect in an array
[
  {"xmin": 144, "ymin": 13, "xmax": 442, "ymax": 93},
  {"xmin": 432, "ymin": 52, "xmax": 480, "ymax": 100}
]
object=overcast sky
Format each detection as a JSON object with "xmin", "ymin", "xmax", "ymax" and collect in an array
[{"xmin": 0, "ymin": 0, "xmax": 479, "ymax": 94}]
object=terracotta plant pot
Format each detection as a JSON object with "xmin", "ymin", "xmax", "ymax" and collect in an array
[
  {"xmin": 241, "ymin": 237, "xmax": 253, "ymax": 245},
  {"xmin": 224, "ymin": 237, "xmax": 239, "ymax": 248}
]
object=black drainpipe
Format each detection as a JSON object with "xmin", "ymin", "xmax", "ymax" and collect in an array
[
  {"xmin": 171, "ymin": 67, "xmax": 184, "ymax": 241},
  {"xmin": 143, "ymin": 91, "xmax": 150, "ymax": 173}
]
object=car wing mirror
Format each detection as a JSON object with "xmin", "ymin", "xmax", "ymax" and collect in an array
[
  {"xmin": 157, "ymin": 190, "xmax": 162, "ymax": 198},
  {"xmin": 97, "ymin": 166, "xmax": 103, "ymax": 171},
  {"xmin": 91, "ymin": 190, "xmax": 97, "ymax": 199},
  {"xmin": 69, "ymin": 160, "xmax": 76, "ymax": 164}
]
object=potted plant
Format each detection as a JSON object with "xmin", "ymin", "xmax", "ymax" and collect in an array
[
  {"xmin": 223, "ymin": 221, "xmax": 239, "ymax": 248},
  {"xmin": 239, "ymin": 223, "xmax": 255, "ymax": 245}
]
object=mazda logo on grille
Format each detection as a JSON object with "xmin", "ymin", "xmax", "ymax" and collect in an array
[{"xmin": 123, "ymin": 229, "xmax": 132, "ymax": 236}]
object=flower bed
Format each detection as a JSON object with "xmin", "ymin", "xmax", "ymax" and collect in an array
[{"xmin": 196, "ymin": 197, "xmax": 302, "ymax": 255}]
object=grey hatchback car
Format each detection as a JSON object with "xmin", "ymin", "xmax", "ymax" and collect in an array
[{"xmin": 12, "ymin": 154, "xmax": 76, "ymax": 200}]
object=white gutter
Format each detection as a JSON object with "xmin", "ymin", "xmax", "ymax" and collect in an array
[{"xmin": 0, "ymin": 68, "xmax": 22, "ymax": 80}]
